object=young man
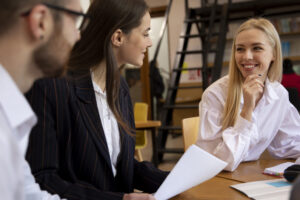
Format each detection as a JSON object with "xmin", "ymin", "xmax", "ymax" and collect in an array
[{"xmin": 0, "ymin": 0, "xmax": 86, "ymax": 199}]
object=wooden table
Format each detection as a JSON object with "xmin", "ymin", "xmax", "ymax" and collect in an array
[
  {"xmin": 171, "ymin": 159, "xmax": 293, "ymax": 200},
  {"xmin": 217, "ymin": 159, "xmax": 293, "ymax": 182},
  {"xmin": 135, "ymin": 120, "xmax": 161, "ymax": 167},
  {"xmin": 171, "ymin": 177, "xmax": 248, "ymax": 200}
]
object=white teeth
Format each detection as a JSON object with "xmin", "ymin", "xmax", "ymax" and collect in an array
[{"xmin": 244, "ymin": 65, "xmax": 255, "ymax": 69}]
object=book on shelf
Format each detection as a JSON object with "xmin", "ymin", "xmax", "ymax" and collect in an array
[
  {"xmin": 281, "ymin": 41, "xmax": 291, "ymax": 57},
  {"xmin": 270, "ymin": 17, "xmax": 300, "ymax": 34}
]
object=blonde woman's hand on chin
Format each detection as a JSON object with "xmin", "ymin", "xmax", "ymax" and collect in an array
[
  {"xmin": 123, "ymin": 193, "xmax": 156, "ymax": 200},
  {"xmin": 240, "ymin": 74, "xmax": 264, "ymax": 121}
]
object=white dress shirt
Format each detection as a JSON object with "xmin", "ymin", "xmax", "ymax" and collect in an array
[
  {"xmin": 196, "ymin": 75, "xmax": 300, "ymax": 171},
  {"xmin": 0, "ymin": 64, "xmax": 63, "ymax": 200},
  {"xmin": 92, "ymin": 77, "xmax": 121, "ymax": 177}
]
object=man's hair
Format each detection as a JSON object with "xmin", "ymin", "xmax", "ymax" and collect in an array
[{"xmin": 0, "ymin": 0, "xmax": 67, "ymax": 36}]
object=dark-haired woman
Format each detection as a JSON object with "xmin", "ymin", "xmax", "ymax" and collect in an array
[{"xmin": 25, "ymin": 0, "xmax": 168, "ymax": 199}]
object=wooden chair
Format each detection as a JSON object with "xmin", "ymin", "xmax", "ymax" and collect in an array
[
  {"xmin": 182, "ymin": 116, "xmax": 200, "ymax": 151},
  {"xmin": 134, "ymin": 102, "xmax": 148, "ymax": 161}
]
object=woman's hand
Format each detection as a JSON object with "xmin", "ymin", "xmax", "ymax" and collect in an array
[
  {"xmin": 123, "ymin": 193, "xmax": 156, "ymax": 200},
  {"xmin": 240, "ymin": 74, "xmax": 264, "ymax": 121}
]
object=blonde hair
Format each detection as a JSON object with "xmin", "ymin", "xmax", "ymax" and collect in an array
[{"xmin": 221, "ymin": 18, "xmax": 282, "ymax": 130}]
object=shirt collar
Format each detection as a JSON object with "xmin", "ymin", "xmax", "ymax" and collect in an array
[
  {"xmin": 0, "ymin": 64, "xmax": 37, "ymax": 136},
  {"xmin": 240, "ymin": 77, "xmax": 279, "ymax": 105},
  {"xmin": 91, "ymin": 71, "xmax": 106, "ymax": 96}
]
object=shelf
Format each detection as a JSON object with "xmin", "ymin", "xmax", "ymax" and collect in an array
[
  {"xmin": 285, "ymin": 56, "xmax": 300, "ymax": 62},
  {"xmin": 207, "ymin": 56, "xmax": 300, "ymax": 68},
  {"xmin": 224, "ymin": 31, "xmax": 300, "ymax": 42},
  {"xmin": 279, "ymin": 31, "xmax": 300, "ymax": 37}
]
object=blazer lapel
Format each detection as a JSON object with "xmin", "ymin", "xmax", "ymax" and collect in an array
[
  {"xmin": 73, "ymin": 74, "xmax": 113, "ymax": 175},
  {"xmin": 115, "ymin": 82, "xmax": 136, "ymax": 191}
]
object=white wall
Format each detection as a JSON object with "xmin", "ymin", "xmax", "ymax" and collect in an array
[
  {"xmin": 145, "ymin": 0, "xmax": 168, "ymax": 8},
  {"xmin": 148, "ymin": 17, "xmax": 170, "ymax": 98},
  {"xmin": 80, "ymin": 0, "xmax": 90, "ymax": 12},
  {"xmin": 148, "ymin": 17, "xmax": 170, "ymax": 77}
]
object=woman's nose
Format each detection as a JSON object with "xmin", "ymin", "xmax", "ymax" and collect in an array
[{"xmin": 243, "ymin": 49, "xmax": 253, "ymax": 60}]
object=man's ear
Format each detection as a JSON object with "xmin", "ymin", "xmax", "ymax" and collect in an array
[
  {"xmin": 26, "ymin": 4, "xmax": 54, "ymax": 41},
  {"xmin": 111, "ymin": 29, "xmax": 124, "ymax": 47}
]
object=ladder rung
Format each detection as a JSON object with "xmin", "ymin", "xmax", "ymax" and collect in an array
[
  {"xmin": 163, "ymin": 105, "xmax": 198, "ymax": 109},
  {"xmin": 177, "ymin": 49, "xmax": 217, "ymax": 54},
  {"xmin": 158, "ymin": 148, "xmax": 184, "ymax": 154},
  {"xmin": 180, "ymin": 33, "xmax": 219, "ymax": 38},
  {"xmin": 173, "ymin": 67, "xmax": 202, "ymax": 72},
  {"xmin": 184, "ymin": 16, "xmax": 221, "ymax": 23},
  {"xmin": 169, "ymin": 86, "xmax": 202, "ymax": 90},
  {"xmin": 159, "ymin": 126, "xmax": 181, "ymax": 131},
  {"xmin": 185, "ymin": 18, "xmax": 207, "ymax": 23}
]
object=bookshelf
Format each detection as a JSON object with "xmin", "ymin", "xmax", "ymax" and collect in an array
[
  {"xmin": 209, "ymin": 56, "xmax": 300, "ymax": 68},
  {"xmin": 208, "ymin": 17, "xmax": 300, "ymax": 74}
]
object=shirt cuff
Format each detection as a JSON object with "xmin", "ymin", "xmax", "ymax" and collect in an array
[{"xmin": 234, "ymin": 115, "xmax": 253, "ymax": 136}]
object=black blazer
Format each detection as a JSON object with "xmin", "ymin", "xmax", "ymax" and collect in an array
[{"xmin": 26, "ymin": 74, "xmax": 168, "ymax": 200}]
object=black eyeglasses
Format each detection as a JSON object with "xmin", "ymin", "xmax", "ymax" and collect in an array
[{"xmin": 22, "ymin": 3, "xmax": 90, "ymax": 30}]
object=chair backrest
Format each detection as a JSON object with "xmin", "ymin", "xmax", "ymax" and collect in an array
[
  {"xmin": 134, "ymin": 102, "xmax": 148, "ymax": 122},
  {"xmin": 134, "ymin": 102, "xmax": 148, "ymax": 149},
  {"xmin": 182, "ymin": 116, "xmax": 200, "ymax": 151}
]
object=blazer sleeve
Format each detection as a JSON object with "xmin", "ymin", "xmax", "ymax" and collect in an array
[
  {"xmin": 120, "ymin": 78, "xmax": 169, "ymax": 192},
  {"xmin": 26, "ymin": 79, "xmax": 124, "ymax": 200},
  {"xmin": 133, "ymin": 160, "xmax": 169, "ymax": 193}
]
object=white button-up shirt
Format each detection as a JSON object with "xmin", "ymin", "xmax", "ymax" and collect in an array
[
  {"xmin": 196, "ymin": 75, "xmax": 300, "ymax": 171},
  {"xmin": 92, "ymin": 77, "xmax": 121, "ymax": 177},
  {"xmin": 0, "ymin": 64, "xmax": 63, "ymax": 200}
]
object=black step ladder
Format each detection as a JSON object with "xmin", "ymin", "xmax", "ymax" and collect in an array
[{"xmin": 156, "ymin": 0, "xmax": 231, "ymax": 163}]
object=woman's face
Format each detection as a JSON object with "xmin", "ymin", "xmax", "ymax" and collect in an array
[
  {"xmin": 118, "ymin": 11, "xmax": 152, "ymax": 67},
  {"xmin": 234, "ymin": 28, "xmax": 274, "ymax": 81}
]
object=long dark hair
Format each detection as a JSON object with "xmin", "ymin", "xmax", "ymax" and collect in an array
[{"xmin": 68, "ymin": 0, "xmax": 148, "ymax": 134}]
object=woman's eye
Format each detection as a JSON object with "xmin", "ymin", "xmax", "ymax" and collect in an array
[
  {"xmin": 236, "ymin": 48, "xmax": 244, "ymax": 52},
  {"xmin": 254, "ymin": 46, "xmax": 263, "ymax": 51}
]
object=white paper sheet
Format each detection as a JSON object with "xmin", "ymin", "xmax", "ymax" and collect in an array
[
  {"xmin": 295, "ymin": 157, "xmax": 300, "ymax": 165},
  {"xmin": 154, "ymin": 144, "xmax": 227, "ymax": 200},
  {"xmin": 263, "ymin": 162, "xmax": 295, "ymax": 177},
  {"xmin": 231, "ymin": 178, "xmax": 292, "ymax": 200}
]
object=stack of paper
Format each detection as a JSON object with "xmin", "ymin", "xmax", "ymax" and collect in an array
[
  {"xmin": 231, "ymin": 179, "xmax": 292, "ymax": 200},
  {"xmin": 263, "ymin": 162, "xmax": 295, "ymax": 177},
  {"xmin": 154, "ymin": 145, "xmax": 227, "ymax": 200}
]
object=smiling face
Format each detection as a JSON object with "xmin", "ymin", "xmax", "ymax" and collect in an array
[
  {"xmin": 234, "ymin": 28, "xmax": 275, "ymax": 81},
  {"xmin": 118, "ymin": 11, "xmax": 152, "ymax": 67}
]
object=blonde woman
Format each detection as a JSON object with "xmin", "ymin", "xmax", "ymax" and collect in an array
[{"xmin": 196, "ymin": 18, "xmax": 300, "ymax": 171}]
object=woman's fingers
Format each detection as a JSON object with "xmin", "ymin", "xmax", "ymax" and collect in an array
[{"xmin": 242, "ymin": 74, "xmax": 265, "ymax": 109}]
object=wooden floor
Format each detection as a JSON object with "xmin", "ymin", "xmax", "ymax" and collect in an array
[{"xmin": 138, "ymin": 132, "xmax": 183, "ymax": 171}]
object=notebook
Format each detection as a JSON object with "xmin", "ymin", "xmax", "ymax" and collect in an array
[
  {"xmin": 263, "ymin": 162, "xmax": 295, "ymax": 177},
  {"xmin": 231, "ymin": 179, "xmax": 292, "ymax": 200}
]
